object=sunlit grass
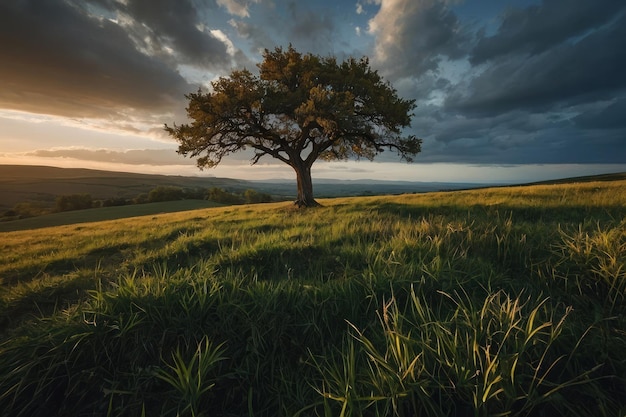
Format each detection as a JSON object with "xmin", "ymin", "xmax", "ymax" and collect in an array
[{"xmin": 0, "ymin": 180, "xmax": 625, "ymax": 416}]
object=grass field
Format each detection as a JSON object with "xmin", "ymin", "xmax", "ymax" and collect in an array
[
  {"xmin": 0, "ymin": 165, "xmax": 249, "ymax": 212},
  {"xmin": 1, "ymin": 179, "xmax": 625, "ymax": 416},
  {"xmin": 0, "ymin": 200, "xmax": 223, "ymax": 232},
  {"xmin": 0, "ymin": 164, "xmax": 467, "ymax": 214}
]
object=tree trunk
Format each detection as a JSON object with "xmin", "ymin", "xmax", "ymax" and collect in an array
[{"xmin": 293, "ymin": 162, "xmax": 320, "ymax": 208}]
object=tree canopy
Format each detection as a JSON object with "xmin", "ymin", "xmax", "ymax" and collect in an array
[{"xmin": 166, "ymin": 46, "xmax": 422, "ymax": 207}]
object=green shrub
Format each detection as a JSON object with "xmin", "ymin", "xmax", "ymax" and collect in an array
[
  {"xmin": 55, "ymin": 193, "xmax": 93, "ymax": 212},
  {"xmin": 244, "ymin": 189, "xmax": 272, "ymax": 204},
  {"xmin": 148, "ymin": 186, "xmax": 185, "ymax": 202},
  {"xmin": 206, "ymin": 187, "xmax": 244, "ymax": 205}
]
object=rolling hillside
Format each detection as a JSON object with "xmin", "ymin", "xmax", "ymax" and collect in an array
[
  {"xmin": 0, "ymin": 164, "xmax": 480, "ymax": 217},
  {"xmin": 1, "ymin": 177, "xmax": 625, "ymax": 416},
  {"xmin": 0, "ymin": 165, "xmax": 249, "ymax": 211}
]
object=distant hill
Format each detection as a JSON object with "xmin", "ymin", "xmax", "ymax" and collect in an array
[
  {"xmin": 524, "ymin": 172, "xmax": 626, "ymax": 185},
  {"xmin": 0, "ymin": 165, "xmax": 482, "ymax": 211},
  {"xmin": 0, "ymin": 165, "xmax": 248, "ymax": 211},
  {"xmin": 249, "ymin": 178, "xmax": 481, "ymax": 198},
  {"xmin": 4, "ymin": 164, "xmax": 623, "ymax": 214}
]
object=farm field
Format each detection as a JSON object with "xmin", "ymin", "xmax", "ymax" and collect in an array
[
  {"xmin": 1, "ymin": 178, "xmax": 625, "ymax": 416},
  {"xmin": 0, "ymin": 200, "xmax": 223, "ymax": 232},
  {"xmin": 0, "ymin": 165, "xmax": 249, "ymax": 212},
  {"xmin": 0, "ymin": 164, "xmax": 474, "ymax": 215}
]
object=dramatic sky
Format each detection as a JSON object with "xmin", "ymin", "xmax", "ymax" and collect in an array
[{"xmin": 1, "ymin": 0, "xmax": 625, "ymax": 183}]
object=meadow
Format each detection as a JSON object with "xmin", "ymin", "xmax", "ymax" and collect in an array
[
  {"xmin": 0, "ymin": 200, "xmax": 223, "ymax": 232},
  {"xmin": 0, "ymin": 179, "xmax": 625, "ymax": 416}
]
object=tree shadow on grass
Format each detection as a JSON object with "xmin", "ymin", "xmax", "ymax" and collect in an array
[
  {"xmin": 1, "ymin": 243, "xmax": 133, "ymax": 286},
  {"xmin": 213, "ymin": 245, "xmax": 344, "ymax": 282},
  {"xmin": 366, "ymin": 201, "xmax": 625, "ymax": 225}
]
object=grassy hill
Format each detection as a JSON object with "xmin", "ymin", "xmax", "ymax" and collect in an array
[
  {"xmin": 0, "ymin": 164, "xmax": 484, "ymax": 216},
  {"xmin": 0, "ymin": 165, "xmax": 251, "ymax": 212},
  {"xmin": 526, "ymin": 171, "xmax": 626, "ymax": 185},
  {"xmin": 1, "ymin": 179, "xmax": 625, "ymax": 416},
  {"xmin": 0, "ymin": 200, "xmax": 224, "ymax": 232}
]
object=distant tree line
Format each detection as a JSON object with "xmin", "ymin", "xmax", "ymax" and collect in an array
[
  {"xmin": 1, "ymin": 186, "xmax": 273, "ymax": 220},
  {"xmin": 55, "ymin": 194, "xmax": 94, "ymax": 212}
]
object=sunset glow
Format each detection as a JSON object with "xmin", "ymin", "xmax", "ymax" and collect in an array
[{"xmin": 1, "ymin": 0, "xmax": 624, "ymax": 182}]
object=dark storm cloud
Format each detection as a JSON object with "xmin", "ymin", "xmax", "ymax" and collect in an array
[
  {"xmin": 0, "ymin": 0, "xmax": 194, "ymax": 118},
  {"xmin": 287, "ymin": 3, "xmax": 336, "ymax": 51},
  {"xmin": 253, "ymin": 1, "xmax": 351, "ymax": 57},
  {"xmin": 574, "ymin": 98, "xmax": 626, "ymax": 130},
  {"xmin": 117, "ymin": 0, "xmax": 233, "ymax": 70},
  {"xmin": 387, "ymin": 0, "xmax": 626, "ymax": 165},
  {"xmin": 420, "ymin": 127, "xmax": 626, "ymax": 165},
  {"xmin": 429, "ymin": 110, "xmax": 548, "ymax": 150},
  {"xmin": 369, "ymin": 0, "xmax": 469, "ymax": 80},
  {"xmin": 0, "ymin": 0, "xmax": 247, "ymax": 121},
  {"xmin": 2, "ymin": 0, "xmax": 624, "ymax": 169},
  {"xmin": 470, "ymin": 0, "xmax": 625, "ymax": 64},
  {"xmin": 414, "ymin": 101, "xmax": 625, "ymax": 165},
  {"xmin": 230, "ymin": 0, "xmax": 357, "ymax": 60},
  {"xmin": 229, "ymin": 18, "xmax": 276, "ymax": 54},
  {"xmin": 447, "ymin": 8, "xmax": 626, "ymax": 116},
  {"xmin": 362, "ymin": 0, "xmax": 625, "ymax": 166},
  {"xmin": 83, "ymin": 0, "xmax": 237, "ymax": 70}
]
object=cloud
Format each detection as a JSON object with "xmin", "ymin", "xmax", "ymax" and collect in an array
[
  {"xmin": 117, "ymin": 0, "xmax": 237, "ymax": 71},
  {"xmin": 0, "ymin": 0, "xmax": 195, "ymax": 119},
  {"xmin": 216, "ymin": 0, "xmax": 260, "ymax": 18},
  {"xmin": 358, "ymin": 0, "xmax": 626, "ymax": 167},
  {"xmin": 574, "ymin": 98, "xmax": 626, "ymax": 130},
  {"xmin": 470, "ymin": 0, "xmax": 625, "ymax": 64},
  {"xmin": 1, "ymin": 0, "xmax": 624, "ymax": 173},
  {"xmin": 231, "ymin": 1, "xmax": 360, "ymax": 59},
  {"xmin": 286, "ymin": 2, "xmax": 338, "ymax": 53},
  {"xmin": 25, "ymin": 148, "xmax": 195, "ymax": 166},
  {"xmin": 446, "ymin": 4, "xmax": 626, "ymax": 116},
  {"xmin": 408, "ymin": 100, "xmax": 626, "ymax": 165},
  {"xmin": 0, "ymin": 0, "xmax": 254, "ymax": 124},
  {"xmin": 229, "ymin": 18, "xmax": 276, "ymax": 55},
  {"xmin": 368, "ymin": 0, "xmax": 468, "ymax": 79}
]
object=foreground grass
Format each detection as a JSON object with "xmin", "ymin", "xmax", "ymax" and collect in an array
[{"xmin": 0, "ymin": 180, "xmax": 625, "ymax": 416}]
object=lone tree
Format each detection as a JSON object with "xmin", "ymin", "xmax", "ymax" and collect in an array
[{"xmin": 166, "ymin": 46, "xmax": 422, "ymax": 207}]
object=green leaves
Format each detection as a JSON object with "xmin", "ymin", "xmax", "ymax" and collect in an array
[{"xmin": 166, "ymin": 46, "xmax": 421, "ymax": 204}]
